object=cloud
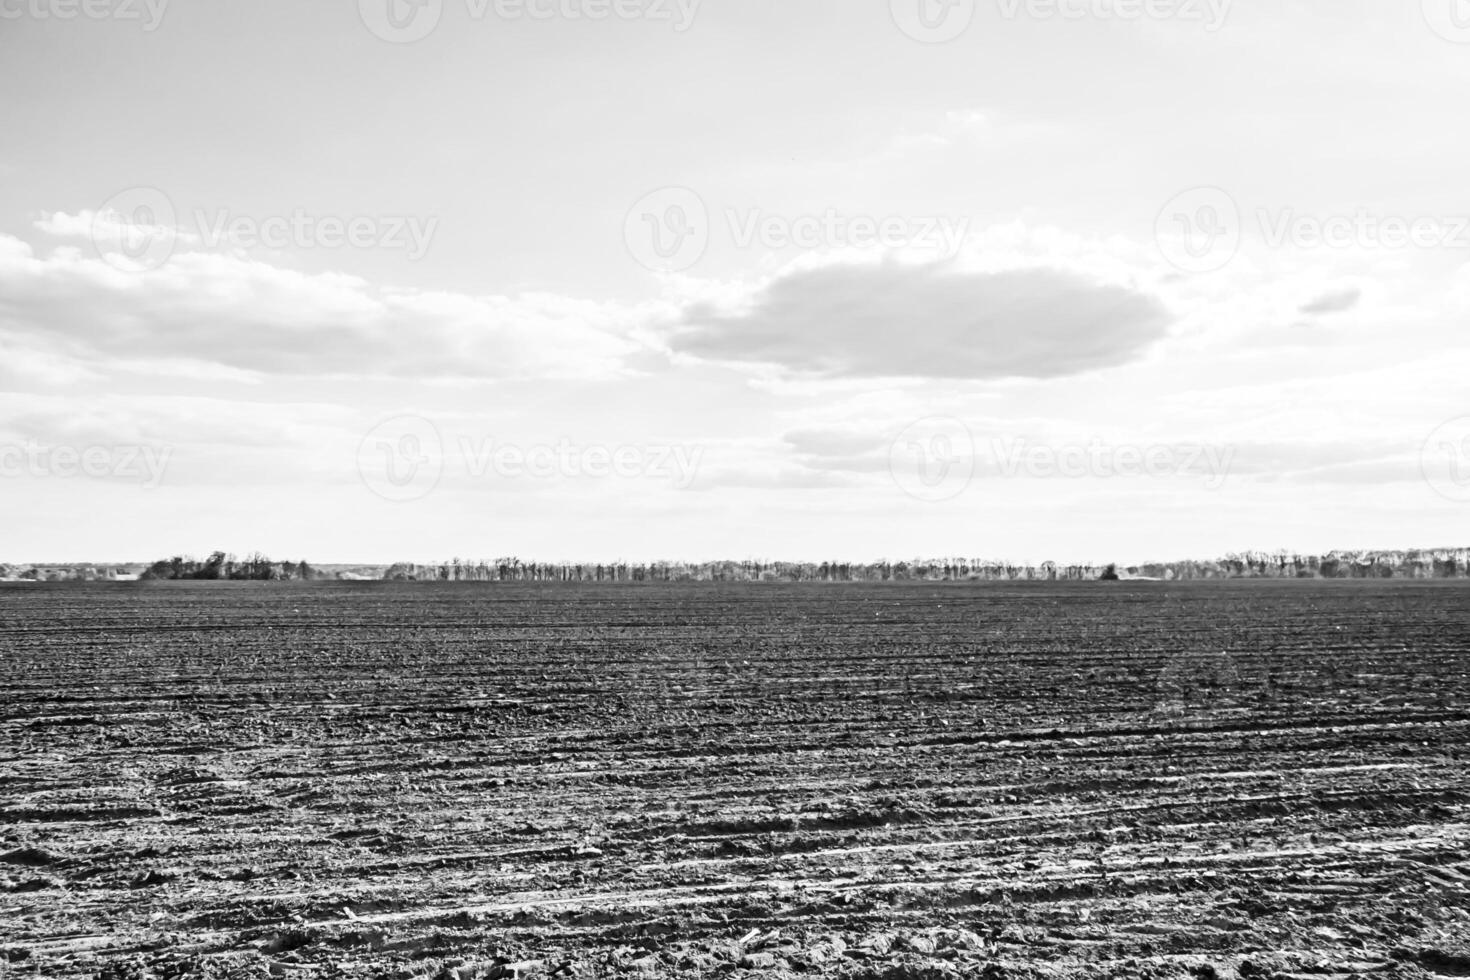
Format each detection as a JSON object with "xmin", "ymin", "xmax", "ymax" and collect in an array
[
  {"xmin": 771, "ymin": 418, "xmax": 1430, "ymax": 494},
  {"xmin": 0, "ymin": 391, "xmax": 350, "ymax": 452},
  {"xmin": 685, "ymin": 461, "xmax": 857, "ymax": 492},
  {"xmin": 784, "ymin": 428, "xmax": 889, "ymax": 460},
  {"xmin": 37, "ymin": 209, "xmax": 203, "ymax": 252},
  {"xmin": 887, "ymin": 109, "xmax": 1068, "ymax": 158},
  {"xmin": 669, "ymin": 259, "xmax": 1172, "ymax": 380},
  {"xmin": 0, "ymin": 339, "xmax": 103, "ymax": 387},
  {"xmin": 1219, "ymin": 438, "xmax": 1419, "ymax": 486},
  {"xmin": 1299, "ymin": 286, "xmax": 1362, "ymax": 316},
  {"xmin": 0, "ymin": 233, "xmax": 642, "ymax": 382}
]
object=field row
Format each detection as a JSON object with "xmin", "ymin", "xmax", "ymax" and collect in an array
[{"xmin": 2, "ymin": 581, "xmax": 1468, "ymax": 979}]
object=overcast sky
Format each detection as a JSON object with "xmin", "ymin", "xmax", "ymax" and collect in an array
[{"xmin": 2, "ymin": 0, "xmax": 1469, "ymax": 564}]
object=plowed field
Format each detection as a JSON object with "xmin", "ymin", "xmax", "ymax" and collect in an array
[{"xmin": 2, "ymin": 581, "xmax": 1468, "ymax": 979}]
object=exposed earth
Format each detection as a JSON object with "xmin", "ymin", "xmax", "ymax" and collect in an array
[{"xmin": 2, "ymin": 581, "xmax": 1468, "ymax": 979}]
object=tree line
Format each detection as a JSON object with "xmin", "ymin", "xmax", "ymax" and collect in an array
[
  {"xmin": 9, "ymin": 548, "xmax": 1467, "ymax": 585},
  {"xmin": 380, "ymin": 549, "xmax": 1470, "ymax": 583}
]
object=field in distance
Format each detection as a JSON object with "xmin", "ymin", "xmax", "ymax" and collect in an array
[{"xmin": 2, "ymin": 581, "xmax": 1468, "ymax": 979}]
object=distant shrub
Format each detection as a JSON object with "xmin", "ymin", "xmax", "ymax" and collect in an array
[{"xmin": 141, "ymin": 552, "xmax": 315, "ymax": 582}]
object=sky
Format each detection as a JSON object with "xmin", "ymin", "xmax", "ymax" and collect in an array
[{"xmin": 1, "ymin": 0, "xmax": 1469, "ymax": 564}]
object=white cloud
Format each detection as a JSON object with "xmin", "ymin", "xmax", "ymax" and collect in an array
[
  {"xmin": 0, "ymin": 233, "xmax": 644, "ymax": 382},
  {"xmin": 37, "ymin": 208, "xmax": 203, "ymax": 254}
]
